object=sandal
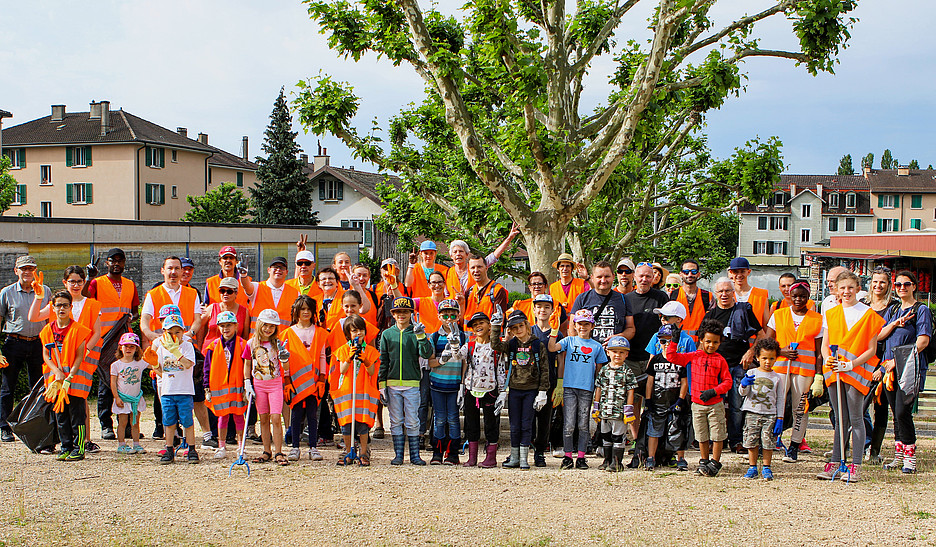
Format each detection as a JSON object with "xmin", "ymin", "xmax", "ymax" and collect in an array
[
  {"xmin": 275, "ymin": 453, "xmax": 290, "ymax": 466},
  {"xmin": 253, "ymin": 451, "xmax": 272, "ymax": 463},
  {"xmin": 359, "ymin": 454, "xmax": 370, "ymax": 467}
]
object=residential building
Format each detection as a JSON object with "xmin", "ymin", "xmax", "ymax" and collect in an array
[
  {"xmin": 865, "ymin": 166, "xmax": 936, "ymax": 232},
  {"xmin": 1, "ymin": 101, "xmax": 257, "ymax": 221}
]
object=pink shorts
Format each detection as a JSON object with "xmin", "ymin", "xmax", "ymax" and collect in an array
[{"xmin": 254, "ymin": 377, "xmax": 284, "ymax": 415}]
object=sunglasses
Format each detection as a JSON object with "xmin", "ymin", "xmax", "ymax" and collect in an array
[
  {"xmin": 894, "ymin": 282, "xmax": 915, "ymax": 288},
  {"xmin": 664, "ymin": 283, "xmax": 680, "ymax": 289},
  {"xmin": 441, "ymin": 313, "xmax": 459, "ymax": 320},
  {"xmin": 681, "ymin": 268, "xmax": 699, "ymax": 275},
  {"xmin": 529, "ymin": 282, "xmax": 546, "ymax": 288},
  {"xmin": 219, "ymin": 288, "xmax": 236, "ymax": 295},
  {"xmin": 53, "ymin": 303, "xmax": 70, "ymax": 309},
  {"xmin": 296, "ymin": 260, "xmax": 313, "ymax": 267},
  {"xmin": 617, "ymin": 268, "xmax": 633, "ymax": 274},
  {"xmin": 637, "ymin": 262, "xmax": 653, "ymax": 268}
]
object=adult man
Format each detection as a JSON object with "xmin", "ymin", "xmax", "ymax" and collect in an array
[
  {"xmin": 353, "ymin": 263, "xmax": 380, "ymax": 326},
  {"xmin": 0, "ymin": 256, "xmax": 51, "ymax": 442},
  {"xmin": 549, "ymin": 253, "xmax": 590, "ymax": 314},
  {"xmin": 704, "ymin": 277, "xmax": 763, "ymax": 452},
  {"xmin": 669, "ymin": 259, "xmax": 711, "ymax": 342},
  {"xmin": 820, "ymin": 265, "xmax": 847, "ymax": 316},
  {"xmin": 179, "ymin": 257, "xmax": 201, "ymax": 295},
  {"xmin": 249, "ymin": 257, "xmax": 301, "ymax": 328},
  {"xmin": 570, "ymin": 261, "xmax": 635, "ymax": 344},
  {"xmin": 204, "ymin": 246, "xmax": 254, "ymax": 306},
  {"xmin": 285, "ymin": 249, "xmax": 323, "ymax": 302},
  {"xmin": 770, "ymin": 272, "xmax": 816, "ymax": 313},
  {"xmin": 463, "ymin": 255, "xmax": 509, "ymax": 322},
  {"xmin": 614, "ymin": 258, "xmax": 635, "ymax": 295},
  {"xmin": 726, "ymin": 257, "xmax": 770, "ymax": 330},
  {"xmin": 84, "ymin": 248, "xmax": 139, "ymax": 439},
  {"xmin": 406, "ymin": 241, "xmax": 449, "ymax": 298},
  {"xmin": 623, "ymin": 263, "xmax": 670, "ymax": 421},
  {"xmin": 445, "ymin": 225, "xmax": 520, "ymax": 298}
]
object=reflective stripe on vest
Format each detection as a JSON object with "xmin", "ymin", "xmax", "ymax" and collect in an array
[
  {"xmin": 250, "ymin": 282, "xmax": 300, "ymax": 331},
  {"xmin": 822, "ymin": 305, "xmax": 884, "ymax": 396},
  {"xmin": 281, "ymin": 326, "xmax": 329, "ymax": 405},
  {"xmin": 773, "ymin": 307, "xmax": 823, "ymax": 377},
  {"xmin": 206, "ymin": 336, "xmax": 247, "ymax": 416},
  {"xmin": 95, "ymin": 275, "xmax": 135, "ymax": 332},
  {"xmin": 39, "ymin": 321, "xmax": 93, "ymax": 398},
  {"xmin": 331, "ymin": 344, "xmax": 380, "ymax": 426}
]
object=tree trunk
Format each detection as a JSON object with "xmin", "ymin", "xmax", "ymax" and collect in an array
[{"xmin": 522, "ymin": 211, "xmax": 567, "ymax": 283}]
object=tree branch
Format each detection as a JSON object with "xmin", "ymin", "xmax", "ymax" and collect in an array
[
  {"xmin": 672, "ymin": 0, "xmax": 794, "ymax": 62},
  {"xmin": 570, "ymin": 0, "xmax": 643, "ymax": 74}
]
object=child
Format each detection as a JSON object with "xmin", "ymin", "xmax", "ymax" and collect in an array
[
  {"xmin": 739, "ymin": 338, "xmax": 785, "ymax": 481},
  {"xmin": 429, "ymin": 299, "xmax": 467, "ymax": 465},
  {"xmin": 281, "ymin": 295, "xmax": 329, "ymax": 461},
  {"xmin": 491, "ymin": 310, "xmax": 550, "ymax": 470},
  {"xmin": 593, "ymin": 336, "xmax": 637, "ymax": 472},
  {"xmin": 378, "ymin": 296, "xmax": 434, "ymax": 465},
  {"xmin": 665, "ymin": 318, "xmax": 732, "ymax": 477},
  {"xmin": 203, "ymin": 311, "xmax": 247, "ymax": 459},
  {"xmin": 110, "ymin": 333, "xmax": 149, "ymax": 454},
  {"xmin": 549, "ymin": 309, "xmax": 609, "ymax": 470},
  {"xmin": 40, "ymin": 290, "xmax": 92, "ymax": 461},
  {"xmin": 333, "ymin": 315, "xmax": 380, "ymax": 466},
  {"xmin": 144, "ymin": 313, "xmax": 199, "ymax": 464},
  {"xmin": 645, "ymin": 301, "xmax": 694, "ymax": 471},
  {"xmin": 460, "ymin": 312, "xmax": 505, "ymax": 468},
  {"xmin": 530, "ymin": 294, "xmax": 564, "ymax": 464},
  {"xmin": 244, "ymin": 308, "xmax": 290, "ymax": 466}
]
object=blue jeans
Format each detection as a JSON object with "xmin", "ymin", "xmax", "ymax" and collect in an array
[
  {"xmin": 387, "ymin": 387, "xmax": 420, "ymax": 437},
  {"xmin": 563, "ymin": 387, "xmax": 593, "ymax": 453},
  {"xmin": 509, "ymin": 389, "xmax": 537, "ymax": 447},
  {"xmin": 725, "ymin": 365, "xmax": 745, "ymax": 447},
  {"xmin": 430, "ymin": 389, "xmax": 460, "ymax": 441}
]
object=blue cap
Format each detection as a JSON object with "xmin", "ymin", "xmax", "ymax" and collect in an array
[
  {"xmin": 419, "ymin": 241, "xmax": 437, "ymax": 252},
  {"xmin": 162, "ymin": 315, "xmax": 185, "ymax": 331},
  {"xmin": 728, "ymin": 257, "xmax": 750, "ymax": 270},
  {"xmin": 180, "ymin": 257, "xmax": 195, "ymax": 269},
  {"xmin": 158, "ymin": 304, "xmax": 182, "ymax": 319},
  {"xmin": 606, "ymin": 336, "xmax": 630, "ymax": 350},
  {"xmin": 532, "ymin": 294, "xmax": 554, "ymax": 304}
]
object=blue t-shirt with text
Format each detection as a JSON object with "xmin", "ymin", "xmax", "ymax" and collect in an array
[{"xmin": 558, "ymin": 336, "xmax": 608, "ymax": 391}]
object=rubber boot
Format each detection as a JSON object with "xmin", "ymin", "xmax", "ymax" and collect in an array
[
  {"xmin": 503, "ymin": 446, "xmax": 521, "ymax": 468},
  {"xmin": 445, "ymin": 438, "xmax": 460, "ymax": 465},
  {"xmin": 408, "ymin": 436, "xmax": 426, "ymax": 465},
  {"xmin": 519, "ymin": 446, "xmax": 530, "ymax": 470},
  {"xmin": 464, "ymin": 441, "xmax": 479, "ymax": 467},
  {"xmin": 902, "ymin": 443, "xmax": 917, "ymax": 474},
  {"xmin": 430, "ymin": 438, "xmax": 444, "ymax": 465},
  {"xmin": 480, "ymin": 443, "xmax": 498, "ymax": 468},
  {"xmin": 598, "ymin": 443, "xmax": 614, "ymax": 470},
  {"xmin": 609, "ymin": 447, "xmax": 626, "ymax": 472},
  {"xmin": 391, "ymin": 435, "xmax": 406, "ymax": 465},
  {"xmin": 885, "ymin": 441, "xmax": 904, "ymax": 470}
]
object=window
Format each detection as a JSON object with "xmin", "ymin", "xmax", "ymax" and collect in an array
[
  {"xmin": 766, "ymin": 241, "xmax": 788, "ymax": 255},
  {"xmin": 753, "ymin": 241, "xmax": 767, "ymax": 254},
  {"xmin": 3, "ymin": 148, "xmax": 25, "ymax": 169},
  {"xmin": 145, "ymin": 147, "xmax": 166, "ymax": 168},
  {"xmin": 171, "ymin": 150, "xmax": 178, "ymax": 163},
  {"xmin": 801, "ymin": 228, "xmax": 811, "ymax": 243},
  {"xmin": 757, "ymin": 216, "xmax": 767, "ymax": 230},
  {"xmin": 828, "ymin": 193, "xmax": 839, "ymax": 208},
  {"xmin": 769, "ymin": 216, "xmax": 788, "ymax": 231},
  {"xmin": 66, "ymin": 183, "xmax": 93, "ymax": 204},
  {"xmin": 878, "ymin": 218, "xmax": 899, "ymax": 232},
  {"xmin": 911, "ymin": 195, "xmax": 922, "ymax": 209},
  {"xmin": 40, "ymin": 165, "xmax": 52, "ymax": 185},
  {"xmin": 66, "ymin": 146, "xmax": 91, "ymax": 167},
  {"xmin": 845, "ymin": 217, "xmax": 855, "ymax": 232},
  {"xmin": 319, "ymin": 178, "xmax": 343, "ymax": 201},
  {"xmin": 801, "ymin": 203, "xmax": 811, "ymax": 218},
  {"xmin": 828, "ymin": 217, "xmax": 839, "ymax": 232},
  {"xmin": 40, "ymin": 201, "xmax": 52, "ymax": 218},
  {"xmin": 910, "ymin": 218, "xmax": 922, "ymax": 230},
  {"xmin": 145, "ymin": 183, "xmax": 166, "ymax": 205},
  {"xmin": 846, "ymin": 192, "xmax": 856, "ymax": 208},
  {"xmin": 171, "ymin": 185, "xmax": 178, "ymax": 199},
  {"xmin": 879, "ymin": 194, "xmax": 898, "ymax": 209},
  {"xmin": 236, "ymin": 172, "xmax": 244, "ymax": 188},
  {"xmin": 758, "ymin": 197, "xmax": 768, "ymax": 209},
  {"xmin": 341, "ymin": 219, "xmax": 374, "ymax": 246},
  {"xmin": 11, "ymin": 184, "xmax": 26, "ymax": 206},
  {"xmin": 773, "ymin": 191, "xmax": 785, "ymax": 207}
]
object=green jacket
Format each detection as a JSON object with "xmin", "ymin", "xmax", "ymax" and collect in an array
[{"xmin": 378, "ymin": 324, "xmax": 434, "ymax": 388}]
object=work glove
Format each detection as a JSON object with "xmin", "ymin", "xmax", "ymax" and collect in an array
[
  {"xmin": 622, "ymin": 404, "xmax": 635, "ymax": 424},
  {"xmin": 457, "ymin": 388, "xmax": 464, "ymax": 410},
  {"xmin": 548, "ymin": 308, "xmax": 561, "ymax": 332},
  {"xmin": 533, "ymin": 390, "xmax": 547, "ymax": 411},
  {"xmin": 833, "ymin": 359, "xmax": 854, "ymax": 373},
  {"xmin": 244, "ymin": 379, "xmax": 255, "ymax": 400},
  {"xmin": 161, "ymin": 332, "xmax": 183, "ymax": 360},
  {"xmin": 439, "ymin": 349, "xmax": 454, "ymax": 364},
  {"xmin": 677, "ymin": 398, "xmax": 689, "ymax": 413},
  {"xmin": 277, "ymin": 342, "xmax": 290, "ymax": 364},
  {"xmin": 490, "ymin": 309, "xmax": 504, "ymax": 327},
  {"xmin": 591, "ymin": 401, "xmax": 601, "ymax": 422},
  {"xmin": 85, "ymin": 263, "xmax": 99, "ymax": 279},
  {"xmin": 31, "ymin": 271, "xmax": 45, "ymax": 299},
  {"xmin": 699, "ymin": 389, "xmax": 717, "ymax": 402},
  {"xmin": 810, "ymin": 374, "xmax": 825, "ymax": 397},
  {"xmin": 740, "ymin": 372, "xmax": 755, "ymax": 387},
  {"xmin": 142, "ymin": 347, "xmax": 159, "ymax": 367},
  {"xmin": 773, "ymin": 418, "xmax": 784, "ymax": 436},
  {"xmin": 0, "ymin": 353, "xmax": 8, "ymax": 369},
  {"xmin": 551, "ymin": 379, "xmax": 564, "ymax": 407},
  {"xmin": 413, "ymin": 321, "xmax": 426, "ymax": 340},
  {"xmin": 379, "ymin": 388, "xmax": 388, "ymax": 406},
  {"xmin": 494, "ymin": 391, "xmax": 507, "ymax": 415},
  {"xmin": 236, "ymin": 258, "xmax": 248, "ymax": 277},
  {"xmin": 53, "ymin": 380, "xmax": 71, "ymax": 413},
  {"xmin": 44, "ymin": 379, "xmax": 62, "ymax": 402}
]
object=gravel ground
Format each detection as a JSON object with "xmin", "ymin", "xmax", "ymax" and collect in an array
[{"xmin": 1, "ymin": 403, "xmax": 934, "ymax": 546}]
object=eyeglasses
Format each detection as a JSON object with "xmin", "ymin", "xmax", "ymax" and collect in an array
[
  {"xmin": 894, "ymin": 282, "xmax": 915, "ymax": 288},
  {"xmin": 664, "ymin": 283, "xmax": 680, "ymax": 289},
  {"xmin": 681, "ymin": 268, "xmax": 699, "ymax": 275},
  {"xmin": 296, "ymin": 260, "xmax": 313, "ymax": 267},
  {"xmin": 617, "ymin": 268, "xmax": 633, "ymax": 274},
  {"xmin": 428, "ymin": 280, "xmax": 446, "ymax": 286},
  {"xmin": 53, "ymin": 303, "xmax": 70, "ymax": 309},
  {"xmin": 65, "ymin": 279, "xmax": 84, "ymax": 285},
  {"xmin": 529, "ymin": 282, "xmax": 546, "ymax": 288},
  {"xmin": 219, "ymin": 288, "xmax": 236, "ymax": 295}
]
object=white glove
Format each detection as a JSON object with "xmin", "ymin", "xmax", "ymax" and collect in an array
[
  {"xmin": 533, "ymin": 390, "xmax": 547, "ymax": 411},
  {"xmin": 440, "ymin": 349, "xmax": 454, "ymax": 364},
  {"xmin": 413, "ymin": 321, "xmax": 426, "ymax": 340},
  {"xmin": 244, "ymin": 380, "xmax": 255, "ymax": 399},
  {"xmin": 457, "ymin": 389, "xmax": 464, "ymax": 410},
  {"xmin": 494, "ymin": 391, "xmax": 507, "ymax": 415},
  {"xmin": 379, "ymin": 388, "xmax": 388, "ymax": 405},
  {"xmin": 490, "ymin": 309, "xmax": 504, "ymax": 327},
  {"xmin": 834, "ymin": 359, "xmax": 854, "ymax": 373}
]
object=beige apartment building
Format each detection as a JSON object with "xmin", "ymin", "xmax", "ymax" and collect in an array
[
  {"xmin": 1, "ymin": 101, "xmax": 257, "ymax": 221},
  {"xmin": 866, "ymin": 166, "xmax": 936, "ymax": 232}
]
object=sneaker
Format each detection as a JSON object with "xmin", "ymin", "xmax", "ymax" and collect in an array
[
  {"xmin": 308, "ymin": 447, "xmax": 323, "ymax": 461},
  {"xmin": 186, "ymin": 448, "xmax": 199, "ymax": 464},
  {"xmin": 816, "ymin": 462, "xmax": 836, "ymax": 480},
  {"xmin": 783, "ymin": 444, "xmax": 799, "ymax": 463},
  {"xmin": 552, "ymin": 449, "xmax": 565, "ymax": 458},
  {"xmin": 57, "ymin": 449, "xmax": 71, "ymax": 461},
  {"xmin": 743, "ymin": 465, "xmax": 759, "ymax": 479},
  {"xmin": 160, "ymin": 449, "xmax": 174, "ymax": 464},
  {"xmin": 798, "ymin": 440, "xmax": 812, "ymax": 454},
  {"xmin": 676, "ymin": 458, "xmax": 688, "ymax": 472},
  {"xmin": 534, "ymin": 451, "xmax": 547, "ymax": 467},
  {"xmin": 202, "ymin": 437, "xmax": 219, "ymax": 449},
  {"xmin": 65, "ymin": 451, "xmax": 85, "ymax": 461},
  {"xmin": 157, "ymin": 448, "xmax": 168, "ymax": 456},
  {"xmin": 85, "ymin": 441, "xmax": 101, "ymax": 454},
  {"xmin": 213, "ymin": 447, "xmax": 228, "ymax": 460},
  {"xmin": 697, "ymin": 459, "xmax": 710, "ymax": 476},
  {"xmin": 560, "ymin": 456, "xmax": 574, "ymax": 470},
  {"xmin": 249, "ymin": 434, "xmax": 263, "ymax": 445},
  {"xmin": 101, "ymin": 427, "xmax": 116, "ymax": 440},
  {"xmin": 117, "ymin": 444, "xmax": 134, "ymax": 454},
  {"xmin": 38, "ymin": 446, "xmax": 56, "ymax": 455},
  {"xmin": 1, "ymin": 429, "xmax": 15, "ymax": 443},
  {"xmin": 152, "ymin": 428, "xmax": 165, "ymax": 440},
  {"xmin": 762, "ymin": 466, "xmax": 774, "ymax": 481},
  {"xmin": 841, "ymin": 464, "xmax": 859, "ymax": 483},
  {"xmin": 704, "ymin": 460, "xmax": 722, "ymax": 477},
  {"xmin": 287, "ymin": 447, "xmax": 301, "ymax": 461},
  {"xmin": 645, "ymin": 457, "xmax": 656, "ymax": 471},
  {"xmin": 575, "ymin": 457, "xmax": 589, "ymax": 470},
  {"xmin": 133, "ymin": 444, "xmax": 147, "ymax": 454}
]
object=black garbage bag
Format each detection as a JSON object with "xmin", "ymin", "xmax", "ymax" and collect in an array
[
  {"xmin": 9, "ymin": 379, "xmax": 58, "ymax": 453},
  {"xmin": 664, "ymin": 407, "xmax": 691, "ymax": 453}
]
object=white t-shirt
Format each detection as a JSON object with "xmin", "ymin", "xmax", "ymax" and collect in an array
[
  {"xmin": 110, "ymin": 359, "xmax": 150, "ymax": 414},
  {"xmin": 249, "ymin": 281, "xmax": 284, "ymax": 307},
  {"xmin": 141, "ymin": 285, "xmax": 202, "ymax": 319},
  {"xmin": 821, "ymin": 301, "xmax": 870, "ymax": 339},
  {"xmin": 153, "ymin": 336, "xmax": 197, "ymax": 396},
  {"xmin": 735, "ymin": 287, "xmax": 752, "ymax": 303},
  {"xmin": 71, "ymin": 298, "xmax": 87, "ymax": 322}
]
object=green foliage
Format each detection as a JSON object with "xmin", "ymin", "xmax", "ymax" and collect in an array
[
  {"xmin": 182, "ymin": 183, "xmax": 252, "ymax": 223},
  {"xmin": 837, "ymin": 153, "xmax": 854, "ymax": 175},
  {"xmin": 861, "ymin": 152, "xmax": 874, "ymax": 170},
  {"xmin": 909, "ymin": 159, "xmax": 920, "ymax": 170},
  {"xmin": 356, "ymin": 246, "xmax": 379, "ymax": 281},
  {"xmin": 881, "ymin": 149, "xmax": 895, "ymax": 169},
  {"xmin": 0, "ymin": 156, "xmax": 17, "ymax": 213},
  {"xmin": 789, "ymin": 0, "xmax": 857, "ymax": 75},
  {"xmin": 251, "ymin": 88, "xmax": 319, "ymax": 225}
]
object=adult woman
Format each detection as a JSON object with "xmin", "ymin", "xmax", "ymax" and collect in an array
[
  {"xmin": 200, "ymin": 277, "xmax": 249, "ymax": 352},
  {"xmin": 860, "ymin": 267, "xmax": 896, "ymax": 463},
  {"xmin": 511, "ymin": 272, "xmax": 566, "ymax": 326},
  {"xmin": 817, "ymin": 270, "xmax": 884, "ymax": 483},
  {"xmin": 876, "ymin": 271, "xmax": 931, "ymax": 474},
  {"xmin": 651, "ymin": 263, "xmax": 669, "ymax": 290}
]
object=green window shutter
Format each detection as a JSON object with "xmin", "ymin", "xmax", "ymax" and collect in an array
[
  {"xmin": 145, "ymin": 147, "xmax": 152, "ymax": 167},
  {"xmin": 336, "ymin": 181, "xmax": 344, "ymax": 200},
  {"xmin": 160, "ymin": 184, "xmax": 166, "ymax": 205},
  {"xmin": 340, "ymin": 219, "xmax": 350, "ymax": 228},
  {"xmin": 66, "ymin": 147, "xmax": 73, "ymax": 167},
  {"xmin": 877, "ymin": 195, "xmax": 883, "ymax": 208},
  {"xmin": 893, "ymin": 195, "xmax": 899, "ymax": 207},
  {"xmin": 159, "ymin": 148, "xmax": 165, "ymax": 168},
  {"xmin": 85, "ymin": 183, "xmax": 93, "ymax": 204},
  {"xmin": 236, "ymin": 172, "xmax": 243, "ymax": 187},
  {"xmin": 912, "ymin": 195, "xmax": 922, "ymax": 208},
  {"xmin": 66, "ymin": 183, "xmax": 74, "ymax": 204},
  {"xmin": 85, "ymin": 146, "xmax": 92, "ymax": 167},
  {"xmin": 876, "ymin": 219, "xmax": 882, "ymax": 233},
  {"xmin": 145, "ymin": 183, "xmax": 152, "ymax": 204},
  {"xmin": 911, "ymin": 219, "xmax": 921, "ymax": 229},
  {"xmin": 894, "ymin": 219, "xmax": 899, "ymax": 231},
  {"xmin": 17, "ymin": 184, "xmax": 26, "ymax": 204},
  {"xmin": 364, "ymin": 220, "xmax": 373, "ymax": 246},
  {"xmin": 319, "ymin": 180, "xmax": 325, "ymax": 200},
  {"xmin": 18, "ymin": 148, "xmax": 25, "ymax": 168}
]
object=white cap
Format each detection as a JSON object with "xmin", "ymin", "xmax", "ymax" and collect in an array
[
  {"xmin": 257, "ymin": 308, "xmax": 281, "ymax": 326},
  {"xmin": 653, "ymin": 301, "xmax": 687, "ymax": 320},
  {"xmin": 296, "ymin": 250, "xmax": 316, "ymax": 263}
]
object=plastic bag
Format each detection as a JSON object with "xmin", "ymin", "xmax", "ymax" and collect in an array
[
  {"xmin": 892, "ymin": 343, "xmax": 921, "ymax": 405},
  {"xmin": 8, "ymin": 379, "xmax": 58, "ymax": 453}
]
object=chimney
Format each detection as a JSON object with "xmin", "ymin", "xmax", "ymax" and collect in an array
[
  {"xmin": 897, "ymin": 165, "xmax": 910, "ymax": 176},
  {"xmin": 176, "ymin": 127, "xmax": 188, "ymax": 138},
  {"xmin": 89, "ymin": 101, "xmax": 102, "ymax": 120},
  {"xmin": 816, "ymin": 182, "xmax": 823, "ymax": 200},
  {"xmin": 300, "ymin": 153, "xmax": 309, "ymax": 165},
  {"xmin": 313, "ymin": 146, "xmax": 330, "ymax": 171},
  {"xmin": 863, "ymin": 166, "xmax": 872, "ymax": 178},
  {"xmin": 100, "ymin": 101, "xmax": 110, "ymax": 136},
  {"xmin": 241, "ymin": 136, "xmax": 248, "ymax": 161},
  {"xmin": 51, "ymin": 105, "xmax": 65, "ymax": 122},
  {"xmin": 197, "ymin": 132, "xmax": 208, "ymax": 145},
  {"xmin": 789, "ymin": 183, "xmax": 796, "ymax": 196}
]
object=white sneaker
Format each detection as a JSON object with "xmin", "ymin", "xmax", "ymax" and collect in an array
[
  {"xmin": 308, "ymin": 447, "xmax": 323, "ymax": 461},
  {"xmin": 288, "ymin": 447, "xmax": 301, "ymax": 461},
  {"xmin": 213, "ymin": 447, "xmax": 227, "ymax": 460},
  {"xmin": 552, "ymin": 449, "xmax": 564, "ymax": 458}
]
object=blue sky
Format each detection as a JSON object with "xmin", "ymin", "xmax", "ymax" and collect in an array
[{"xmin": 1, "ymin": 0, "xmax": 932, "ymax": 175}]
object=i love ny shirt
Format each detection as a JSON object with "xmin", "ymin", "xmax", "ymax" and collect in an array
[{"xmin": 558, "ymin": 336, "xmax": 608, "ymax": 391}]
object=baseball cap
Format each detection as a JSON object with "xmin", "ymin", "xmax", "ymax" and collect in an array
[
  {"xmin": 653, "ymin": 301, "xmax": 687, "ymax": 320},
  {"xmin": 257, "ymin": 309, "xmax": 281, "ymax": 326},
  {"xmin": 438, "ymin": 299, "xmax": 459, "ymax": 312},
  {"xmin": 551, "ymin": 253, "xmax": 575, "ymax": 269},
  {"xmin": 180, "ymin": 257, "xmax": 195, "ymax": 269},
  {"xmin": 14, "ymin": 255, "xmax": 37, "ymax": 268},
  {"xmin": 390, "ymin": 296, "xmax": 414, "ymax": 312},
  {"xmin": 572, "ymin": 309, "xmax": 595, "ymax": 324},
  {"xmin": 729, "ymin": 257, "xmax": 750, "ymax": 270},
  {"xmin": 466, "ymin": 311, "xmax": 490, "ymax": 328},
  {"xmin": 218, "ymin": 246, "xmax": 237, "ymax": 258},
  {"xmin": 118, "ymin": 332, "xmax": 141, "ymax": 347},
  {"xmin": 419, "ymin": 241, "xmax": 437, "ymax": 252},
  {"xmin": 506, "ymin": 310, "xmax": 528, "ymax": 327},
  {"xmin": 216, "ymin": 311, "xmax": 238, "ymax": 324},
  {"xmin": 268, "ymin": 256, "xmax": 288, "ymax": 268},
  {"xmin": 162, "ymin": 315, "xmax": 185, "ymax": 331},
  {"xmin": 532, "ymin": 294, "xmax": 554, "ymax": 305},
  {"xmin": 296, "ymin": 250, "xmax": 316, "ymax": 263},
  {"xmin": 106, "ymin": 248, "xmax": 126, "ymax": 260},
  {"xmin": 616, "ymin": 257, "xmax": 636, "ymax": 271},
  {"xmin": 606, "ymin": 336, "xmax": 630, "ymax": 350},
  {"xmin": 158, "ymin": 304, "xmax": 182, "ymax": 319},
  {"xmin": 380, "ymin": 258, "xmax": 399, "ymax": 269},
  {"xmin": 219, "ymin": 277, "xmax": 238, "ymax": 290}
]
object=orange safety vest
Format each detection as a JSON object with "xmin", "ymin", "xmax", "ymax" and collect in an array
[
  {"xmin": 280, "ymin": 325, "xmax": 329, "ymax": 404},
  {"xmin": 327, "ymin": 317, "xmax": 379, "ymax": 386},
  {"xmin": 73, "ymin": 298, "xmax": 102, "ymax": 372},
  {"xmin": 205, "ymin": 274, "xmax": 250, "ymax": 307},
  {"xmin": 285, "ymin": 277, "xmax": 324, "ymax": 302},
  {"xmin": 770, "ymin": 297, "xmax": 816, "ymax": 314},
  {"xmin": 205, "ymin": 336, "xmax": 247, "ymax": 417},
  {"xmin": 40, "ymin": 321, "xmax": 93, "ymax": 398},
  {"xmin": 359, "ymin": 288, "xmax": 379, "ymax": 327},
  {"xmin": 408, "ymin": 263, "xmax": 449, "ymax": 298},
  {"xmin": 823, "ymin": 305, "xmax": 884, "ymax": 395},
  {"xmin": 743, "ymin": 286, "xmax": 770, "ymax": 324},
  {"xmin": 465, "ymin": 280, "xmax": 507, "ymax": 325},
  {"xmin": 549, "ymin": 278, "xmax": 586, "ymax": 313},
  {"xmin": 414, "ymin": 297, "xmax": 443, "ymax": 334},
  {"xmin": 322, "ymin": 287, "xmax": 351, "ymax": 329},
  {"xmin": 95, "ymin": 275, "xmax": 135, "ymax": 336},
  {"xmin": 512, "ymin": 298, "xmax": 533, "ymax": 323},
  {"xmin": 445, "ymin": 265, "xmax": 474, "ymax": 299},
  {"xmin": 772, "ymin": 307, "xmax": 823, "ymax": 377},
  {"xmin": 330, "ymin": 343, "xmax": 380, "ymax": 427},
  {"xmin": 147, "ymin": 284, "xmax": 199, "ymax": 332},
  {"xmin": 250, "ymin": 281, "xmax": 300, "ymax": 331},
  {"xmin": 675, "ymin": 287, "xmax": 707, "ymax": 342}
]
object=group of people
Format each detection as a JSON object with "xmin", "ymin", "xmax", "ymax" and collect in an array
[{"xmin": 0, "ymin": 234, "xmax": 930, "ymax": 481}]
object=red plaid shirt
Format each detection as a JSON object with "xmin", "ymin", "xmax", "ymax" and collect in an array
[{"xmin": 665, "ymin": 343, "xmax": 733, "ymax": 405}]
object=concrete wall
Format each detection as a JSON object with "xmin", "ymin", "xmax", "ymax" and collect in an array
[{"xmin": 0, "ymin": 217, "xmax": 360, "ymax": 294}]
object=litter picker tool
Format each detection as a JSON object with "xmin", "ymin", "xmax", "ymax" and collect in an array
[
  {"xmin": 342, "ymin": 337, "xmax": 363, "ymax": 466},
  {"xmin": 230, "ymin": 393, "xmax": 254, "ymax": 477},
  {"xmin": 776, "ymin": 342, "xmax": 798, "ymax": 453},
  {"xmin": 828, "ymin": 345, "xmax": 851, "ymax": 483}
]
